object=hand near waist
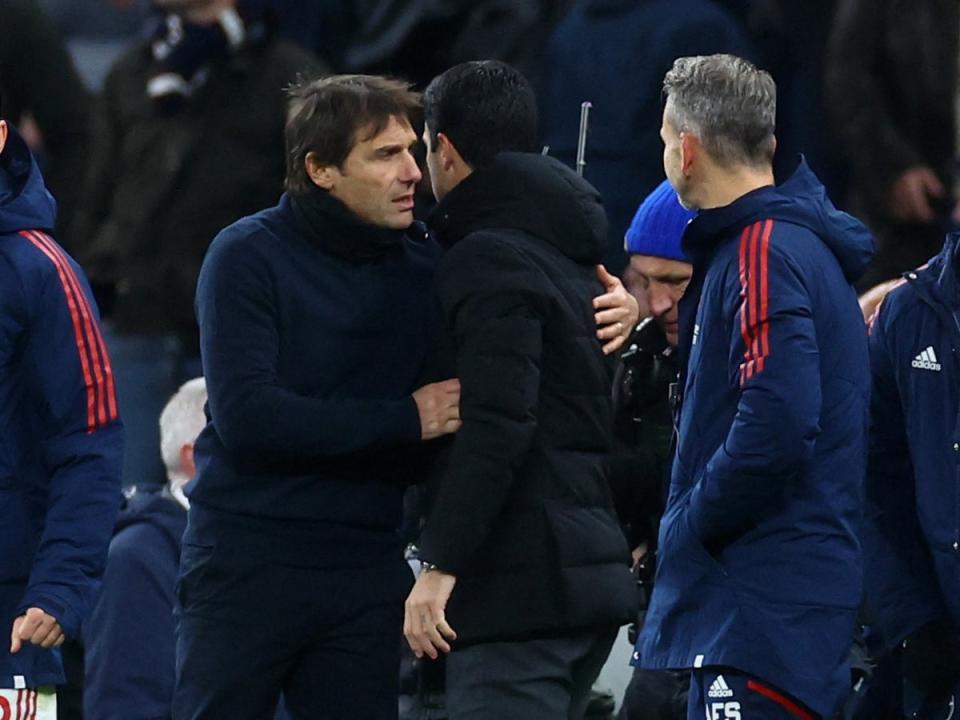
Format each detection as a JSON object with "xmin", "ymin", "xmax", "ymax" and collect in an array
[
  {"xmin": 404, "ymin": 567, "xmax": 458, "ymax": 659},
  {"xmin": 10, "ymin": 607, "xmax": 64, "ymax": 654}
]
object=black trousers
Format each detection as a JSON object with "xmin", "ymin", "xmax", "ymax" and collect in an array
[
  {"xmin": 444, "ymin": 626, "xmax": 620, "ymax": 720},
  {"xmin": 173, "ymin": 541, "xmax": 413, "ymax": 720}
]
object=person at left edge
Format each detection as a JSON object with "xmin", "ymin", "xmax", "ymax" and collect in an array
[
  {"xmin": 175, "ymin": 74, "xmax": 637, "ymax": 720},
  {"xmin": 0, "ymin": 95, "xmax": 122, "ymax": 717}
]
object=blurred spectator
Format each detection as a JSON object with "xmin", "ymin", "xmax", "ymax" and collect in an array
[
  {"xmin": 38, "ymin": 0, "xmax": 147, "ymax": 91},
  {"xmin": 0, "ymin": 0, "xmax": 91, "ymax": 236},
  {"xmin": 83, "ymin": 376, "xmax": 294, "ymax": 720},
  {"xmin": 862, "ymin": 233, "xmax": 960, "ymax": 718},
  {"xmin": 539, "ymin": 0, "xmax": 751, "ymax": 274},
  {"xmin": 734, "ymin": 1, "xmax": 843, "ymax": 193},
  {"xmin": 69, "ymin": 0, "xmax": 322, "ymax": 489},
  {"xmin": 826, "ymin": 0, "xmax": 958, "ymax": 288},
  {"xmin": 83, "ymin": 378, "xmax": 204, "ymax": 720},
  {"xmin": 282, "ymin": 0, "xmax": 567, "ymax": 87}
]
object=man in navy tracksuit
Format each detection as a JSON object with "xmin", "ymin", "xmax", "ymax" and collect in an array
[
  {"xmin": 864, "ymin": 233, "xmax": 960, "ymax": 717},
  {"xmin": 0, "ymin": 100, "xmax": 122, "ymax": 713},
  {"xmin": 634, "ymin": 55, "xmax": 875, "ymax": 719}
]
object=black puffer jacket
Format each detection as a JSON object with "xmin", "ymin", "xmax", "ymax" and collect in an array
[{"xmin": 419, "ymin": 152, "xmax": 637, "ymax": 644}]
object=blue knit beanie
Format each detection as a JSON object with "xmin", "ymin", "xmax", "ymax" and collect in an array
[{"xmin": 624, "ymin": 180, "xmax": 695, "ymax": 262}]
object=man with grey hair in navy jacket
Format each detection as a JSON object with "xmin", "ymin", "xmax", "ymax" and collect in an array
[{"xmin": 634, "ymin": 54, "xmax": 875, "ymax": 719}]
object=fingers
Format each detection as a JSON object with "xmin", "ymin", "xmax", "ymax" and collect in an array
[
  {"xmin": 435, "ymin": 613, "xmax": 458, "ymax": 643},
  {"xmin": 404, "ymin": 601, "xmax": 439, "ymax": 660},
  {"xmin": 594, "ymin": 306, "xmax": 630, "ymax": 326},
  {"xmin": 601, "ymin": 334, "xmax": 627, "ymax": 355},
  {"xmin": 10, "ymin": 608, "xmax": 61, "ymax": 653},
  {"xmin": 10, "ymin": 615, "xmax": 23, "ymax": 654},
  {"xmin": 404, "ymin": 579, "xmax": 458, "ymax": 660},
  {"xmin": 413, "ymin": 378, "xmax": 463, "ymax": 440},
  {"xmin": 907, "ymin": 181, "xmax": 935, "ymax": 222},
  {"xmin": 596, "ymin": 320, "xmax": 625, "ymax": 341},
  {"xmin": 919, "ymin": 168, "xmax": 945, "ymax": 197},
  {"xmin": 595, "ymin": 263, "xmax": 618, "ymax": 289}
]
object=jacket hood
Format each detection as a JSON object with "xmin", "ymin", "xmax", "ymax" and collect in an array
[
  {"xmin": 115, "ymin": 486, "xmax": 186, "ymax": 549},
  {"xmin": 428, "ymin": 152, "xmax": 608, "ymax": 264},
  {"xmin": 908, "ymin": 232, "xmax": 960, "ymax": 310},
  {"xmin": 683, "ymin": 157, "xmax": 876, "ymax": 284},
  {"xmin": 0, "ymin": 126, "xmax": 57, "ymax": 235}
]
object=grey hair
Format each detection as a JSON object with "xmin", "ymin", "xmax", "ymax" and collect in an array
[
  {"xmin": 662, "ymin": 54, "xmax": 776, "ymax": 168},
  {"xmin": 159, "ymin": 377, "xmax": 208, "ymax": 486}
]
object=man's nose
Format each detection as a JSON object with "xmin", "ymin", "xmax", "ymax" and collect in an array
[
  {"xmin": 401, "ymin": 151, "xmax": 422, "ymax": 184},
  {"xmin": 648, "ymin": 289, "xmax": 672, "ymax": 317}
]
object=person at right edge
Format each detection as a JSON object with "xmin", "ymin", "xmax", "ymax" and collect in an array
[
  {"xmin": 634, "ymin": 54, "xmax": 875, "ymax": 720},
  {"xmin": 862, "ymin": 232, "xmax": 960, "ymax": 719}
]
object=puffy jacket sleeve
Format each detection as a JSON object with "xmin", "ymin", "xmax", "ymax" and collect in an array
[
  {"xmin": 686, "ymin": 224, "xmax": 821, "ymax": 550},
  {"xmin": 9, "ymin": 241, "xmax": 123, "ymax": 640},
  {"xmin": 418, "ymin": 237, "xmax": 544, "ymax": 573},
  {"xmin": 197, "ymin": 230, "xmax": 421, "ymax": 459},
  {"xmin": 861, "ymin": 292, "xmax": 945, "ymax": 649}
]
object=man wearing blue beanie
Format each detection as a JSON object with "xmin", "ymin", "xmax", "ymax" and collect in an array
[
  {"xmin": 612, "ymin": 179, "xmax": 694, "ymax": 720},
  {"xmin": 624, "ymin": 179, "xmax": 695, "ymax": 347}
]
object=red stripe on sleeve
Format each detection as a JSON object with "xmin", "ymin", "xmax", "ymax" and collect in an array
[
  {"xmin": 28, "ymin": 231, "xmax": 118, "ymax": 425},
  {"xmin": 748, "ymin": 221, "xmax": 762, "ymax": 374},
  {"xmin": 28, "ymin": 231, "xmax": 107, "ymax": 425},
  {"xmin": 738, "ymin": 221, "xmax": 763, "ymax": 384},
  {"xmin": 757, "ymin": 219, "xmax": 773, "ymax": 371},
  {"xmin": 21, "ymin": 231, "xmax": 98, "ymax": 431},
  {"xmin": 746, "ymin": 679, "xmax": 814, "ymax": 720},
  {"xmin": 738, "ymin": 224, "xmax": 756, "ymax": 384}
]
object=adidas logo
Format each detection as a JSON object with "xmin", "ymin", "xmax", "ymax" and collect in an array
[
  {"xmin": 707, "ymin": 675, "xmax": 734, "ymax": 699},
  {"xmin": 911, "ymin": 346, "xmax": 942, "ymax": 372}
]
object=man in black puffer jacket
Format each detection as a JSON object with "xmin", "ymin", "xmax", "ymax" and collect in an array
[{"xmin": 404, "ymin": 60, "xmax": 637, "ymax": 720}]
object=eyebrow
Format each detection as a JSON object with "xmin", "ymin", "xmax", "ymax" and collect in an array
[
  {"xmin": 658, "ymin": 274, "xmax": 690, "ymax": 283},
  {"xmin": 373, "ymin": 138, "xmax": 418, "ymax": 156}
]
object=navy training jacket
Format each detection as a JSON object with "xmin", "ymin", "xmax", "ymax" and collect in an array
[
  {"xmin": 863, "ymin": 234, "xmax": 960, "ymax": 650},
  {"xmin": 634, "ymin": 159, "xmax": 875, "ymax": 717},
  {"xmin": 0, "ymin": 128, "xmax": 122, "ymax": 688}
]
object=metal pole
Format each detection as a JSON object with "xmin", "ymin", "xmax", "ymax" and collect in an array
[{"xmin": 576, "ymin": 101, "xmax": 592, "ymax": 177}]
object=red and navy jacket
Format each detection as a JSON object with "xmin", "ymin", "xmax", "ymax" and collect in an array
[
  {"xmin": 0, "ymin": 128, "xmax": 122, "ymax": 688},
  {"xmin": 864, "ymin": 234, "xmax": 960, "ymax": 650},
  {"xmin": 634, "ymin": 159, "xmax": 875, "ymax": 717}
]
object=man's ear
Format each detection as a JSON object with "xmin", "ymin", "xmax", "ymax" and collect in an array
[
  {"xmin": 679, "ymin": 132, "xmax": 698, "ymax": 177},
  {"xmin": 0, "ymin": 121, "xmax": 7, "ymax": 156},
  {"xmin": 180, "ymin": 443, "xmax": 196, "ymax": 481},
  {"xmin": 305, "ymin": 151, "xmax": 336, "ymax": 190},
  {"xmin": 436, "ymin": 132, "xmax": 461, "ymax": 172}
]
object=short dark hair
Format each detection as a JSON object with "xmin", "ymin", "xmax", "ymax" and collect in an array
[
  {"xmin": 284, "ymin": 74, "xmax": 422, "ymax": 195},
  {"xmin": 663, "ymin": 54, "xmax": 776, "ymax": 168},
  {"xmin": 423, "ymin": 60, "xmax": 538, "ymax": 168}
]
